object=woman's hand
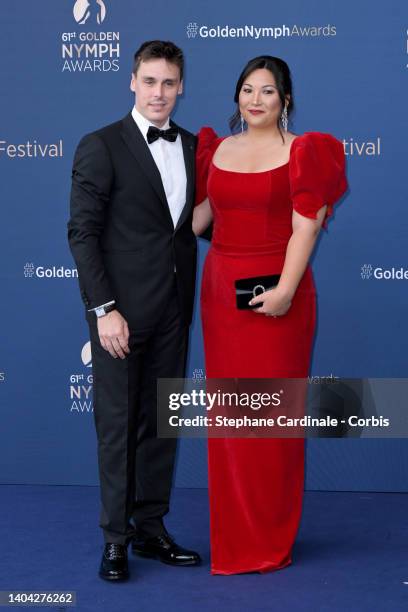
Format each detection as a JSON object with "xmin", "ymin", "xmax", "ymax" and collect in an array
[
  {"xmin": 249, "ymin": 287, "xmax": 293, "ymax": 317},
  {"xmin": 248, "ymin": 208, "xmax": 326, "ymax": 317}
]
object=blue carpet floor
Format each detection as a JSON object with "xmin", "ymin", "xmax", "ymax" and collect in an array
[{"xmin": 1, "ymin": 486, "xmax": 408, "ymax": 611}]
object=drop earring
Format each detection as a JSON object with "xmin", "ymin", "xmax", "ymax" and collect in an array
[
  {"xmin": 280, "ymin": 106, "xmax": 288, "ymax": 132},
  {"xmin": 240, "ymin": 114, "xmax": 245, "ymax": 133}
]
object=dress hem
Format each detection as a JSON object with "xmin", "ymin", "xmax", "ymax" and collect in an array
[{"xmin": 210, "ymin": 557, "xmax": 292, "ymax": 576}]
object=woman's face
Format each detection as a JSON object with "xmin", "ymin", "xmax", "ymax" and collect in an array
[{"xmin": 238, "ymin": 68, "xmax": 286, "ymax": 130}]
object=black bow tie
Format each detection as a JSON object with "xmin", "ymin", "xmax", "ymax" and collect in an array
[{"xmin": 146, "ymin": 125, "xmax": 179, "ymax": 144}]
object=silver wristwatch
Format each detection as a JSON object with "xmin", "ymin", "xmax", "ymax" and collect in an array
[{"xmin": 94, "ymin": 303, "xmax": 116, "ymax": 318}]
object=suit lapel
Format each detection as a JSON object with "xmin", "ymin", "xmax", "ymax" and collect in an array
[
  {"xmin": 120, "ymin": 113, "xmax": 195, "ymax": 232},
  {"xmin": 175, "ymin": 123, "xmax": 195, "ymax": 231},
  {"xmin": 120, "ymin": 113, "xmax": 173, "ymax": 226}
]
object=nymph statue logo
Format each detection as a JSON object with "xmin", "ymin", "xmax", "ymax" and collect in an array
[
  {"xmin": 81, "ymin": 341, "xmax": 92, "ymax": 368},
  {"xmin": 73, "ymin": 0, "xmax": 106, "ymax": 25}
]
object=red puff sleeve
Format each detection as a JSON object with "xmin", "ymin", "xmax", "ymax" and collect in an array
[
  {"xmin": 195, "ymin": 127, "xmax": 221, "ymax": 206},
  {"xmin": 289, "ymin": 132, "xmax": 348, "ymax": 228}
]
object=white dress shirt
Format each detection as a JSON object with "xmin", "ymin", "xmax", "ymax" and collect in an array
[{"xmin": 131, "ymin": 106, "xmax": 187, "ymax": 229}]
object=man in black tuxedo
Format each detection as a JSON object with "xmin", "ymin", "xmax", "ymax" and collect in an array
[{"xmin": 68, "ymin": 40, "xmax": 200, "ymax": 581}]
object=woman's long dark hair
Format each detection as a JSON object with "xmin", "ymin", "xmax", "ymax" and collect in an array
[{"xmin": 229, "ymin": 55, "xmax": 294, "ymax": 137}]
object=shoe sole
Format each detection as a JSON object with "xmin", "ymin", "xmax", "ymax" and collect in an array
[
  {"xmin": 99, "ymin": 572, "xmax": 129, "ymax": 581},
  {"xmin": 131, "ymin": 547, "xmax": 200, "ymax": 566}
]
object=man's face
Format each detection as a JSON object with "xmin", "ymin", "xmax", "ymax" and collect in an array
[{"xmin": 130, "ymin": 58, "xmax": 183, "ymax": 127}]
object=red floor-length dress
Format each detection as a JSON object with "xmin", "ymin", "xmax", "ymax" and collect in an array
[{"xmin": 196, "ymin": 128, "xmax": 347, "ymax": 575}]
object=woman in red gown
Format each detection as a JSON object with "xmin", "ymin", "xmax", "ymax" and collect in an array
[{"xmin": 193, "ymin": 56, "xmax": 347, "ymax": 575}]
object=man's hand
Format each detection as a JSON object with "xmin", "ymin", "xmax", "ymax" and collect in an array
[{"xmin": 97, "ymin": 310, "xmax": 130, "ymax": 359}]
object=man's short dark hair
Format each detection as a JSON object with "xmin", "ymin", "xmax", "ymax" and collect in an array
[{"xmin": 132, "ymin": 40, "xmax": 184, "ymax": 80}]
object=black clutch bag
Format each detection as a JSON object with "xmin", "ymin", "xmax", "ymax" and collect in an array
[{"xmin": 235, "ymin": 274, "xmax": 281, "ymax": 310}]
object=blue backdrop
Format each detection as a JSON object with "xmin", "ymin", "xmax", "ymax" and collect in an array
[{"xmin": 0, "ymin": 0, "xmax": 407, "ymax": 490}]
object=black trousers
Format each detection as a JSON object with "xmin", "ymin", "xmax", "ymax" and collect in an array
[{"xmin": 88, "ymin": 280, "xmax": 188, "ymax": 545}]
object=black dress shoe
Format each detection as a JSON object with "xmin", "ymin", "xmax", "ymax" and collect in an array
[
  {"xmin": 99, "ymin": 543, "xmax": 129, "ymax": 581},
  {"xmin": 131, "ymin": 533, "xmax": 201, "ymax": 566}
]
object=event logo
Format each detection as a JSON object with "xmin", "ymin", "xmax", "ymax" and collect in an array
[
  {"xmin": 73, "ymin": 0, "xmax": 106, "ymax": 25},
  {"xmin": 186, "ymin": 22, "xmax": 337, "ymax": 40},
  {"xmin": 23, "ymin": 263, "xmax": 78, "ymax": 279},
  {"xmin": 0, "ymin": 372, "xmax": 5, "ymax": 383},
  {"xmin": 61, "ymin": 1, "xmax": 119, "ymax": 73},
  {"xmin": 81, "ymin": 341, "xmax": 92, "ymax": 368},
  {"xmin": 187, "ymin": 23, "xmax": 199, "ymax": 38},
  {"xmin": 24, "ymin": 263, "xmax": 35, "ymax": 278},
  {"xmin": 69, "ymin": 341, "xmax": 93, "ymax": 413},
  {"xmin": 361, "ymin": 264, "xmax": 373, "ymax": 279},
  {"xmin": 192, "ymin": 368, "xmax": 205, "ymax": 381},
  {"xmin": 361, "ymin": 265, "xmax": 408, "ymax": 280}
]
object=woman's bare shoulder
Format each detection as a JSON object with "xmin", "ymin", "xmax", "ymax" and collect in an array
[{"xmin": 216, "ymin": 132, "xmax": 247, "ymax": 152}]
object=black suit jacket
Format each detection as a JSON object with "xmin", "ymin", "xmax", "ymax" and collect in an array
[{"xmin": 68, "ymin": 112, "xmax": 197, "ymax": 328}]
